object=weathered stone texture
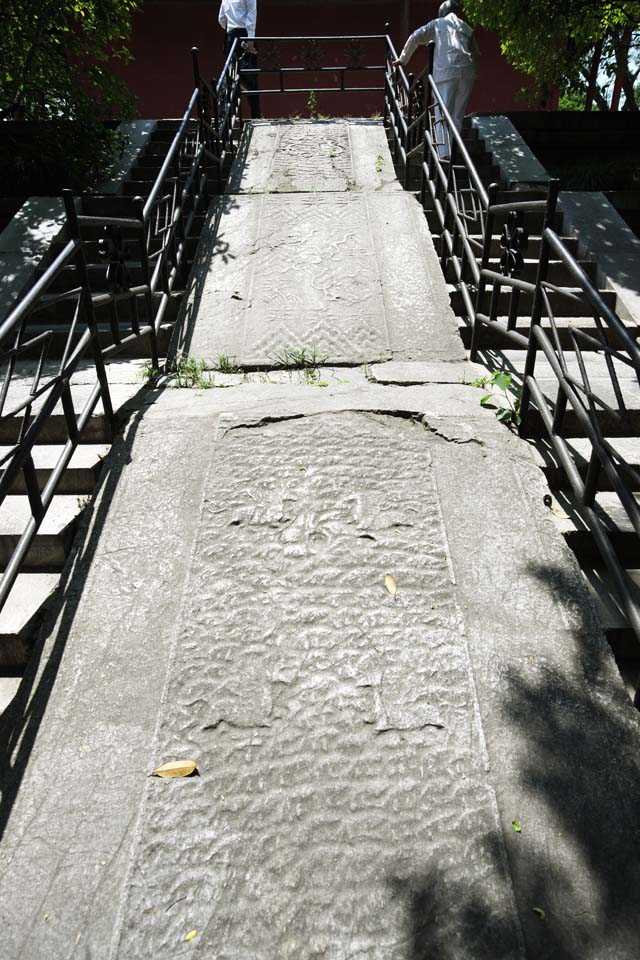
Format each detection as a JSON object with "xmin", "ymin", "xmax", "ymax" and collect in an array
[
  {"xmin": 184, "ymin": 192, "xmax": 463, "ymax": 367},
  {"xmin": 227, "ymin": 121, "xmax": 401, "ymax": 195},
  {"xmin": 117, "ymin": 412, "xmax": 520, "ymax": 958}
]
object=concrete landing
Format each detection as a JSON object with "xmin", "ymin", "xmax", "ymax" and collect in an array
[{"xmin": 1, "ymin": 377, "xmax": 640, "ymax": 958}]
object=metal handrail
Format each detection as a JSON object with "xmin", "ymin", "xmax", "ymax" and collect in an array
[
  {"xmin": 143, "ymin": 88, "xmax": 200, "ymax": 219},
  {"xmin": 0, "ymin": 70, "xmax": 210, "ymax": 615},
  {"xmin": 474, "ymin": 229, "xmax": 640, "ymax": 649}
]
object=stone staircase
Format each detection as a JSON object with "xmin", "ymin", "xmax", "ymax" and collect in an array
[
  {"xmin": 0, "ymin": 120, "xmax": 208, "ymax": 702},
  {"xmin": 427, "ymin": 124, "xmax": 640, "ymax": 701}
]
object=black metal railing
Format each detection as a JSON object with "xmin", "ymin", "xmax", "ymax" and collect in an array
[
  {"xmin": 0, "ymin": 84, "xmax": 210, "ymax": 612},
  {"xmin": 384, "ymin": 48, "xmax": 640, "ymax": 656},
  {"xmin": 5, "ymin": 31, "xmax": 640, "ymax": 663},
  {"xmin": 200, "ymin": 33, "xmax": 389, "ymax": 187},
  {"xmin": 517, "ymin": 230, "xmax": 640, "ymax": 653}
]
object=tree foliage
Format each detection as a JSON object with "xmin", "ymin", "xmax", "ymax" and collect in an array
[
  {"xmin": 1, "ymin": 0, "xmax": 139, "ymax": 121},
  {"xmin": 0, "ymin": 0, "xmax": 140, "ymax": 189},
  {"xmin": 464, "ymin": 0, "xmax": 640, "ymax": 109}
]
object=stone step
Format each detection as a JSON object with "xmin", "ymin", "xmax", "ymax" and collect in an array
[
  {"xmin": 2, "ymin": 325, "xmax": 170, "ymax": 362},
  {"xmin": 121, "ymin": 180, "xmax": 157, "ymax": 198},
  {"xmin": 427, "ymin": 207, "xmax": 563, "ymax": 234},
  {"xmin": 0, "ymin": 571, "xmax": 60, "ymax": 668},
  {"xmin": 472, "ymin": 350, "xmax": 640, "ymax": 437},
  {"xmin": 149, "ymin": 124, "xmax": 197, "ymax": 143},
  {"xmin": 460, "ymin": 316, "xmax": 639, "ymax": 351},
  {"xmin": 449, "ymin": 284, "xmax": 618, "ymax": 319},
  {"xmin": 131, "ymin": 155, "xmax": 166, "ymax": 172},
  {"xmin": 547, "ymin": 489, "xmax": 640, "ymax": 564},
  {"xmin": 0, "ymin": 673, "xmax": 21, "ymax": 715},
  {"xmin": 143, "ymin": 142, "xmax": 200, "ymax": 158},
  {"xmin": 524, "ymin": 129, "xmax": 640, "ymax": 152},
  {"xmin": 49, "ymin": 235, "xmax": 199, "ymax": 262},
  {"xmin": 473, "ymin": 235, "xmax": 581, "ymax": 259},
  {"xmin": 72, "ymin": 216, "xmax": 206, "ymax": 244},
  {"xmin": 531, "ymin": 436, "xmax": 640, "ymax": 491},
  {"xmin": 0, "ymin": 376, "xmax": 145, "ymax": 443},
  {"xmin": 39, "ymin": 262, "xmax": 151, "ymax": 293},
  {"xmin": 479, "ymin": 348, "xmax": 640, "ymax": 384},
  {"xmin": 0, "ymin": 495, "xmax": 84, "ymax": 569},
  {"xmin": 476, "ymin": 258, "xmax": 597, "ymax": 286},
  {"xmin": 578, "ymin": 563, "xmax": 640, "ymax": 660},
  {"xmin": 0, "ymin": 444, "xmax": 109, "ymax": 494},
  {"xmin": 80, "ymin": 195, "xmax": 140, "ymax": 218}
]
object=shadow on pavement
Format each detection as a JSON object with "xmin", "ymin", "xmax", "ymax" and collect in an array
[
  {"xmin": 388, "ymin": 562, "xmax": 640, "ymax": 959},
  {"xmin": 0, "ymin": 389, "xmax": 164, "ymax": 843}
]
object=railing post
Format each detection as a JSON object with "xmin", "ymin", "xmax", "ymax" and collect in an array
[
  {"xmin": 439, "ymin": 132, "xmax": 458, "ymax": 269},
  {"xmin": 403, "ymin": 72, "xmax": 414, "ymax": 189},
  {"xmin": 192, "ymin": 47, "xmax": 207, "ymax": 152},
  {"xmin": 62, "ymin": 189, "xmax": 116, "ymax": 437},
  {"xmin": 519, "ymin": 178, "xmax": 560, "ymax": 427},
  {"xmin": 469, "ymin": 183, "xmax": 498, "ymax": 361},
  {"xmin": 133, "ymin": 195, "xmax": 159, "ymax": 370},
  {"xmin": 383, "ymin": 23, "xmax": 391, "ymax": 126}
]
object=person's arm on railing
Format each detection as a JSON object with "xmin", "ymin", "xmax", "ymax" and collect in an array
[{"xmin": 392, "ymin": 23, "xmax": 435, "ymax": 67}]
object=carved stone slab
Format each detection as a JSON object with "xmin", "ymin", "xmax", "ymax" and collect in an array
[
  {"xmin": 227, "ymin": 120, "xmax": 402, "ymax": 195},
  {"xmin": 183, "ymin": 192, "xmax": 464, "ymax": 366},
  {"xmin": 118, "ymin": 412, "xmax": 519, "ymax": 958}
]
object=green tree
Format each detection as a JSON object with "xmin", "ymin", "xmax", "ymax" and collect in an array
[
  {"xmin": 0, "ymin": 0, "xmax": 139, "ymax": 189},
  {"xmin": 464, "ymin": 0, "xmax": 640, "ymax": 110}
]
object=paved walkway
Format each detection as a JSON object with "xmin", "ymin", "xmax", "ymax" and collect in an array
[{"xmin": 1, "ymin": 122, "xmax": 640, "ymax": 959}]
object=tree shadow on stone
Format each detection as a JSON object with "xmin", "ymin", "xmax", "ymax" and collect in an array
[{"xmin": 387, "ymin": 561, "xmax": 640, "ymax": 959}]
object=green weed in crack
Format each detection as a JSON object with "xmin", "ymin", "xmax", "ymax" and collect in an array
[
  {"xmin": 212, "ymin": 354, "xmax": 241, "ymax": 375},
  {"xmin": 138, "ymin": 362, "xmax": 161, "ymax": 385},
  {"xmin": 169, "ymin": 354, "xmax": 213, "ymax": 390},
  {"xmin": 472, "ymin": 370, "xmax": 522, "ymax": 427},
  {"xmin": 272, "ymin": 345, "xmax": 329, "ymax": 386}
]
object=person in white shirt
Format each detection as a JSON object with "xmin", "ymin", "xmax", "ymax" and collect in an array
[
  {"xmin": 393, "ymin": 0, "xmax": 479, "ymax": 157},
  {"xmin": 218, "ymin": 0, "xmax": 261, "ymax": 119}
]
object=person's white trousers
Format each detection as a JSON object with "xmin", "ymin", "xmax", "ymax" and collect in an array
[{"xmin": 433, "ymin": 76, "xmax": 475, "ymax": 158}]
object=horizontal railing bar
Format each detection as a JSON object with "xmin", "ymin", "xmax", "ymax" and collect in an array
[
  {"xmin": 481, "ymin": 270, "xmax": 537, "ymax": 294},
  {"xmin": 76, "ymin": 215, "xmax": 144, "ymax": 230},
  {"xmin": 487, "ymin": 200, "xmax": 549, "ymax": 215},
  {"xmin": 475, "ymin": 315, "xmax": 529, "ymax": 347},
  {"xmin": 544, "ymin": 228, "xmax": 640, "ymax": 365},
  {"xmin": 246, "ymin": 86, "xmax": 384, "ymax": 94},
  {"xmin": 251, "ymin": 34, "xmax": 387, "ymax": 41},
  {"xmin": 242, "ymin": 66, "xmax": 385, "ymax": 74}
]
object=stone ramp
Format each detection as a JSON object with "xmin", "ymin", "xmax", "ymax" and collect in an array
[
  {"xmin": 181, "ymin": 121, "xmax": 463, "ymax": 367},
  {"xmin": 226, "ymin": 120, "xmax": 402, "ymax": 195},
  {"xmin": 3, "ymin": 118, "xmax": 640, "ymax": 959},
  {"xmin": 1, "ymin": 380, "xmax": 640, "ymax": 958}
]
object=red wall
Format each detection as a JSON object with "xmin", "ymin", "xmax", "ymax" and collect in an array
[{"xmin": 114, "ymin": 0, "xmax": 532, "ymax": 119}]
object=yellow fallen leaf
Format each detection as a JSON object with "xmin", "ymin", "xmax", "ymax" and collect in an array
[
  {"xmin": 185, "ymin": 929, "xmax": 198, "ymax": 942},
  {"xmin": 532, "ymin": 906, "xmax": 546, "ymax": 920},
  {"xmin": 150, "ymin": 760, "xmax": 198, "ymax": 778},
  {"xmin": 385, "ymin": 574, "xmax": 397, "ymax": 595}
]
